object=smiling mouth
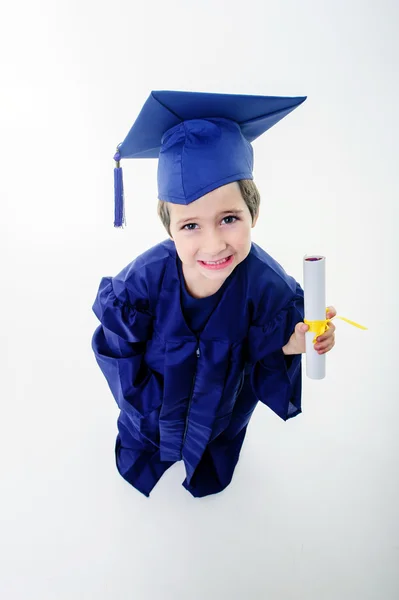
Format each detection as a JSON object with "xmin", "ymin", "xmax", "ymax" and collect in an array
[
  {"xmin": 198, "ymin": 255, "xmax": 234, "ymax": 270},
  {"xmin": 201, "ymin": 256, "xmax": 231, "ymax": 265}
]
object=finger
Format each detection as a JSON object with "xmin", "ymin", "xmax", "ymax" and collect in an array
[
  {"xmin": 315, "ymin": 335, "xmax": 335, "ymax": 347},
  {"xmin": 320, "ymin": 322, "xmax": 336, "ymax": 338},
  {"xmin": 315, "ymin": 340, "xmax": 335, "ymax": 352},
  {"xmin": 318, "ymin": 328, "xmax": 335, "ymax": 341},
  {"xmin": 316, "ymin": 345, "xmax": 335, "ymax": 354},
  {"xmin": 317, "ymin": 327, "xmax": 335, "ymax": 343},
  {"xmin": 326, "ymin": 306, "xmax": 337, "ymax": 319}
]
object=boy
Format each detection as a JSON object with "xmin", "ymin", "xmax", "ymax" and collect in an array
[{"xmin": 92, "ymin": 91, "xmax": 336, "ymax": 498}]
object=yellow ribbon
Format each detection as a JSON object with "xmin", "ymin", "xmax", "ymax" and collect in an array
[{"xmin": 304, "ymin": 310, "xmax": 368, "ymax": 344}]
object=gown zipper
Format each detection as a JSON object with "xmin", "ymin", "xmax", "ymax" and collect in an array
[{"xmin": 182, "ymin": 339, "xmax": 200, "ymax": 446}]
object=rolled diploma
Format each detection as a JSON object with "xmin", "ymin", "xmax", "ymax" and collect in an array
[{"xmin": 303, "ymin": 255, "xmax": 326, "ymax": 380}]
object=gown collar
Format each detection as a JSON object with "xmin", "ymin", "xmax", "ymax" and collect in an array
[{"xmin": 156, "ymin": 239, "xmax": 249, "ymax": 342}]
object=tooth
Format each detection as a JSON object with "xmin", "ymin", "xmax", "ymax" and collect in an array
[{"xmin": 205, "ymin": 257, "xmax": 227, "ymax": 265}]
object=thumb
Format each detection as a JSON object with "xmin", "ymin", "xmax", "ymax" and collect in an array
[{"xmin": 296, "ymin": 322, "xmax": 309, "ymax": 335}]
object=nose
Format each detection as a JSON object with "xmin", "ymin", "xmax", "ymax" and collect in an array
[{"xmin": 200, "ymin": 229, "xmax": 228, "ymax": 259}]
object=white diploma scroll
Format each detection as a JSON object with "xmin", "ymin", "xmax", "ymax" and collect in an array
[{"xmin": 303, "ymin": 255, "xmax": 326, "ymax": 380}]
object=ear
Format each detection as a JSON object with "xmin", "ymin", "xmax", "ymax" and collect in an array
[{"xmin": 251, "ymin": 210, "xmax": 259, "ymax": 228}]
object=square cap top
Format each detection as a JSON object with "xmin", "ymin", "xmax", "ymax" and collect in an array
[{"xmin": 113, "ymin": 90, "xmax": 306, "ymax": 225}]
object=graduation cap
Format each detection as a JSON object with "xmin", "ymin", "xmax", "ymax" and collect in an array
[{"xmin": 113, "ymin": 90, "xmax": 307, "ymax": 227}]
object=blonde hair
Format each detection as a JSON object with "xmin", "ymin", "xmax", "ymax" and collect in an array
[{"xmin": 157, "ymin": 179, "xmax": 261, "ymax": 237}]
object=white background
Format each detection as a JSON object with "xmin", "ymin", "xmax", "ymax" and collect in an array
[{"xmin": 2, "ymin": 0, "xmax": 398, "ymax": 598}]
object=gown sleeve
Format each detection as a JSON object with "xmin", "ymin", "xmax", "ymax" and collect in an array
[
  {"xmin": 248, "ymin": 281, "xmax": 304, "ymax": 421},
  {"xmin": 91, "ymin": 273, "xmax": 162, "ymax": 419}
]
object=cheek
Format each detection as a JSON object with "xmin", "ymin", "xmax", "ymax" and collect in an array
[
  {"xmin": 228, "ymin": 223, "xmax": 252, "ymax": 248},
  {"xmin": 173, "ymin": 234, "xmax": 198, "ymax": 260}
]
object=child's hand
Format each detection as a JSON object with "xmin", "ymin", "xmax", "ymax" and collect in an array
[{"xmin": 282, "ymin": 306, "xmax": 336, "ymax": 355}]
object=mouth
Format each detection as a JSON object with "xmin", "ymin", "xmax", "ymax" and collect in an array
[{"xmin": 198, "ymin": 255, "xmax": 234, "ymax": 270}]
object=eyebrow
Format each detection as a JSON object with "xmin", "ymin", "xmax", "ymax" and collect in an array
[{"xmin": 176, "ymin": 209, "xmax": 244, "ymax": 226}]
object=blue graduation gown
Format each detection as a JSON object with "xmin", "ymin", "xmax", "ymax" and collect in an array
[{"xmin": 92, "ymin": 239, "xmax": 304, "ymax": 497}]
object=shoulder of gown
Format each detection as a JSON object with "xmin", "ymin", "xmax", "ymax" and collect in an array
[
  {"xmin": 245, "ymin": 243, "xmax": 304, "ymax": 362},
  {"xmin": 92, "ymin": 239, "xmax": 175, "ymax": 343}
]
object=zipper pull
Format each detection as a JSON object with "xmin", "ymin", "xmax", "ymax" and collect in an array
[{"xmin": 196, "ymin": 347, "xmax": 200, "ymax": 358}]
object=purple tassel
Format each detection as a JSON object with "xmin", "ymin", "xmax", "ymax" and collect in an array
[{"xmin": 113, "ymin": 150, "xmax": 125, "ymax": 227}]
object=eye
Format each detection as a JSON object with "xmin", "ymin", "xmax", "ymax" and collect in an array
[
  {"xmin": 222, "ymin": 215, "xmax": 239, "ymax": 225},
  {"xmin": 182, "ymin": 223, "xmax": 198, "ymax": 231}
]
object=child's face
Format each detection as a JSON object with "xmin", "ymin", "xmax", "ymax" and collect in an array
[{"xmin": 169, "ymin": 182, "xmax": 258, "ymax": 288}]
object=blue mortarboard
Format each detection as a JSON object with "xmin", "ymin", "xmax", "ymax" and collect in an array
[{"xmin": 113, "ymin": 90, "xmax": 306, "ymax": 227}]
